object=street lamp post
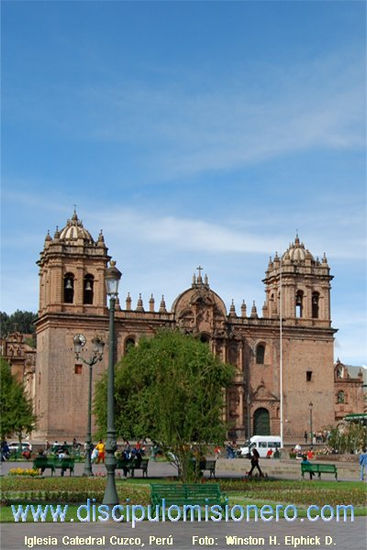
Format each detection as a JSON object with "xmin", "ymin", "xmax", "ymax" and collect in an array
[
  {"xmin": 73, "ymin": 334, "xmax": 104, "ymax": 477},
  {"xmin": 309, "ymin": 401, "xmax": 313, "ymax": 444},
  {"xmin": 103, "ymin": 260, "xmax": 122, "ymax": 507}
]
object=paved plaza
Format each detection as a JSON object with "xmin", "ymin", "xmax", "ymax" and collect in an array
[{"xmin": 0, "ymin": 458, "xmax": 361, "ymax": 482}]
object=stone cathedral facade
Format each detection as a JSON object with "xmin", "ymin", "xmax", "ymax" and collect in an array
[{"xmin": 32, "ymin": 211, "xmax": 362, "ymax": 442}]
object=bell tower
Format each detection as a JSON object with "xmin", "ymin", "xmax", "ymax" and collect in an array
[
  {"xmin": 34, "ymin": 211, "xmax": 111, "ymax": 440},
  {"xmin": 263, "ymin": 235, "xmax": 333, "ymax": 327},
  {"xmin": 37, "ymin": 210, "xmax": 110, "ymax": 316},
  {"xmin": 261, "ymin": 235, "xmax": 336, "ymax": 441}
]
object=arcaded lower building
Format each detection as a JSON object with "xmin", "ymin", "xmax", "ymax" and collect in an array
[{"xmin": 32, "ymin": 211, "xmax": 360, "ymax": 442}]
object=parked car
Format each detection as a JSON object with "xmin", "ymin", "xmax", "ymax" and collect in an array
[
  {"xmin": 8, "ymin": 441, "xmax": 33, "ymax": 453},
  {"xmin": 239, "ymin": 436, "xmax": 282, "ymax": 458}
]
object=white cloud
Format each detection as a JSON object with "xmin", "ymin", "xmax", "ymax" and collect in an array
[
  {"xmin": 2, "ymin": 189, "xmax": 365, "ymax": 261},
  {"xmin": 5, "ymin": 52, "xmax": 364, "ymax": 181},
  {"xmin": 101, "ymin": 211, "xmax": 280, "ymax": 254},
  {"xmin": 96, "ymin": 207, "xmax": 366, "ymax": 261},
  {"xmin": 1, "ymin": 196, "xmax": 365, "ymax": 363}
]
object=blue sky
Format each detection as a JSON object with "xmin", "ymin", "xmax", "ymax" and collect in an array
[{"xmin": 1, "ymin": 1, "xmax": 366, "ymax": 364}]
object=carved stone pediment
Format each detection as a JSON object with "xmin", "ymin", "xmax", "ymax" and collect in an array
[
  {"xmin": 189, "ymin": 290, "xmax": 215, "ymax": 307},
  {"xmin": 176, "ymin": 288, "xmax": 228, "ymax": 336},
  {"xmin": 172, "ymin": 284, "xmax": 227, "ymax": 319},
  {"xmin": 177, "ymin": 308, "xmax": 195, "ymax": 329},
  {"xmin": 252, "ymin": 382, "xmax": 279, "ymax": 402}
]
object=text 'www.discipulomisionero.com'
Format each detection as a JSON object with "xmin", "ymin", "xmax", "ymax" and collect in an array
[{"xmin": 11, "ymin": 498, "xmax": 355, "ymax": 528}]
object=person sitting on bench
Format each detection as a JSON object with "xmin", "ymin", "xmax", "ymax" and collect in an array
[
  {"xmin": 131, "ymin": 448, "xmax": 142, "ymax": 467},
  {"xmin": 301, "ymin": 455, "xmax": 314, "ymax": 479}
]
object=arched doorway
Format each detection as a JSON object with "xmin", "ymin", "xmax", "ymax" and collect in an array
[{"xmin": 253, "ymin": 408, "xmax": 270, "ymax": 435}]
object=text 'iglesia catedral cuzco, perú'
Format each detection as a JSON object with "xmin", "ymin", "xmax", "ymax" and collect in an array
[{"xmin": 5, "ymin": 210, "xmax": 364, "ymax": 442}]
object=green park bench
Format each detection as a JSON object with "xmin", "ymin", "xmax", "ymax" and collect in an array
[
  {"xmin": 151, "ymin": 483, "xmax": 226, "ymax": 508},
  {"xmin": 301, "ymin": 463, "xmax": 337, "ymax": 480},
  {"xmin": 54, "ymin": 456, "xmax": 75, "ymax": 476},
  {"xmin": 115, "ymin": 457, "xmax": 149, "ymax": 478},
  {"xmin": 192, "ymin": 459, "xmax": 216, "ymax": 479},
  {"xmin": 33, "ymin": 456, "xmax": 75, "ymax": 476},
  {"xmin": 33, "ymin": 456, "xmax": 55, "ymax": 475}
]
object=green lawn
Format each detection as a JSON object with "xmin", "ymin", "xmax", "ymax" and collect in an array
[
  {"xmin": 218, "ymin": 479, "xmax": 367, "ymax": 507},
  {"xmin": 0, "ymin": 504, "xmax": 80, "ymax": 522},
  {"xmin": 1, "ymin": 477, "xmax": 366, "ymax": 522}
]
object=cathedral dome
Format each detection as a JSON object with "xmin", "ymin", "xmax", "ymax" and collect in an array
[
  {"xmin": 282, "ymin": 235, "xmax": 314, "ymax": 262},
  {"xmin": 59, "ymin": 210, "xmax": 94, "ymax": 243}
]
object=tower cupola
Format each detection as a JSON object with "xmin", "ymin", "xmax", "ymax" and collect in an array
[
  {"xmin": 282, "ymin": 234, "xmax": 314, "ymax": 263},
  {"xmin": 37, "ymin": 211, "xmax": 110, "ymax": 316},
  {"xmin": 263, "ymin": 234, "xmax": 333, "ymax": 325},
  {"xmin": 59, "ymin": 210, "xmax": 94, "ymax": 243}
]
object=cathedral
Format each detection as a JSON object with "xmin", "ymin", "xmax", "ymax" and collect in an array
[{"xmin": 27, "ymin": 211, "xmax": 363, "ymax": 442}]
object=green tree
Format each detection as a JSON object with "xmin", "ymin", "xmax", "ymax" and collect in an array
[
  {"xmin": 0, "ymin": 358, "xmax": 36, "ymax": 441},
  {"xmin": 0, "ymin": 310, "xmax": 37, "ymax": 338},
  {"xmin": 94, "ymin": 330, "xmax": 234, "ymax": 481},
  {"xmin": 327, "ymin": 422, "xmax": 367, "ymax": 454}
]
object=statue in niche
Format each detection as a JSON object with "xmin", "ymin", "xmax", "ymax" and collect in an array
[
  {"xmin": 228, "ymin": 344, "xmax": 238, "ymax": 366},
  {"xmin": 228, "ymin": 387, "xmax": 240, "ymax": 418}
]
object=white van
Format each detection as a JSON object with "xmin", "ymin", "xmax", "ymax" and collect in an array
[{"xmin": 239, "ymin": 436, "xmax": 282, "ymax": 458}]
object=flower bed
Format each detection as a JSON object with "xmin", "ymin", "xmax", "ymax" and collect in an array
[
  {"xmin": 0, "ymin": 477, "xmax": 150, "ymax": 505},
  {"xmin": 8, "ymin": 468, "xmax": 40, "ymax": 477}
]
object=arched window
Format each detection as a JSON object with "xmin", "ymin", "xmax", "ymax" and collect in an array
[
  {"xmin": 64, "ymin": 273, "xmax": 74, "ymax": 303},
  {"xmin": 124, "ymin": 337, "xmax": 135, "ymax": 354},
  {"xmin": 295, "ymin": 290, "xmax": 303, "ymax": 318},
  {"xmin": 256, "ymin": 343, "xmax": 265, "ymax": 364},
  {"xmin": 337, "ymin": 391, "xmax": 345, "ymax": 404},
  {"xmin": 83, "ymin": 274, "xmax": 94, "ymax": 305},
  {"xmin": 200, "ymin": 333, "xmax": 210, "ymax": 344},
  {"xmin": 312, "ymin": 292, "xmax": 319, "ymax": 318},
  {"xmin": 253, "ymin": 408, "xmax": 270, "ymax": 435}
]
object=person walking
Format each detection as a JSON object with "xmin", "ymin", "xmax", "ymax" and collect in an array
[
  {"xmin": 248, "ymin": 448, "xmax": 264, "ymax": 477},
  {"xmin": 96, "ymin": 440, "xmax": 105, "ymax": 464},
  {"xmin": 91, "ymin": 445, "xmax": 98, "ymax": 463},
  {"xmin": 1, "ymin": 440, "xmax": 10, "ymax": 461},
  {"xmin": 359, "ymin": 448, "xmax": 367, "ymax": 481},
  {"xmin": 304, "ymin": 431, "xmax": 308, "ymax": 444}
]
